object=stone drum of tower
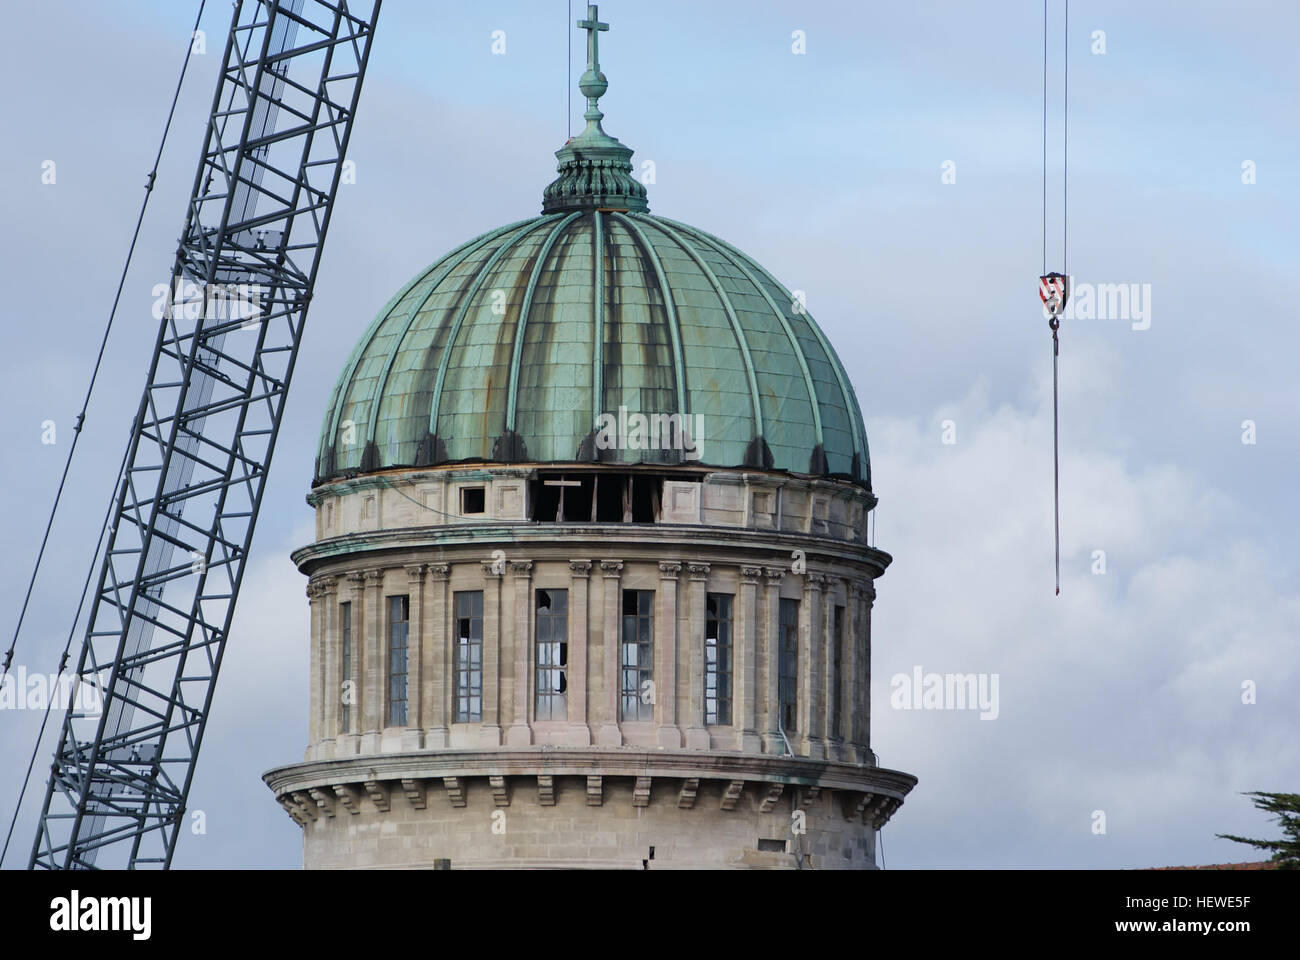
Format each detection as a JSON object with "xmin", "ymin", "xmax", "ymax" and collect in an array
[{"xmin": 264, "ymin": 5, "xmax": 915, "ymax": 870}]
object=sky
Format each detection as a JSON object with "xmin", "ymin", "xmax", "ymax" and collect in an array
[{"xmin": 0, "ymin": 0, "xmax": 1296, "ymax": 869}]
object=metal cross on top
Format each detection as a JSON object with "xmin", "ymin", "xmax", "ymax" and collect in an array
[{"xmin": 578, "ymin": 4, "xmax": 609, "ymax": 73}]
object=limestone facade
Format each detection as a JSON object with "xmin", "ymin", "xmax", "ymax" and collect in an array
[{"xmin": 264, "ymin": 463, "xmax": 916, "ymax": 869}]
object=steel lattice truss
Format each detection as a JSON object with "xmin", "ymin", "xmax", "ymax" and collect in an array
[{"xmin": 31, "ymin": 0, "xmax": 381, "ymax": 869}]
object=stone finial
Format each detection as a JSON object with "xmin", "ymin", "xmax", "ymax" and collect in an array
[{"xmin": 542, "ymin": 4, "xmax": 649, "ymax": 214}]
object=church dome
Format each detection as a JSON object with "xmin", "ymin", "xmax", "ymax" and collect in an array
[{"xmin": 315, "ymin": 35, "xmax": 871, "ymax": 493}]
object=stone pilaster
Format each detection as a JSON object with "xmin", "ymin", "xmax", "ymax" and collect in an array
[
  {"xmin": 845, "ymin": 580, "xmax": 871, "ymax": 763},
  {"xmin": 761, "ymin": 566, "xmax": 786, "ymax": 754},
  {"xmin": 827, "ymin": 580, "xmax": 848, "ymax": 761},
  {"xmin": 860, "ymin": 580, "xmax": 876, "ymax": 762},
  {"xmin": 567, "ymin": 560, "xmax": 592, "ymax": 746},
  {"xmin": 479, "ymin": 559, "xmax": 503, "ymax": 746},
  {"xmin": 597, "ymin": 560, "xmax": 623, "ymax": 746},
  {"xmin": 317, "ymin": 576, "xmax": 338, "ymax": 759},
  {"xmin": 339, "ymin": 571, "xmax": 364, "ymax": 755},
  {"xmin": 360, "ymin": 568, "xmax": 384, "ymax": 754},
  {"xmin": 506, "ymin": 560, "xmax": 534, "ymax": 746},
  {"xmin": 656, "ymin": 561, "xmax": 682, "ymax": 748},
  {"xmin": 401, "ymin": 564, "xmax": 425, "ymax": 750},
  {"xmin": 424, "ymin": 564, "xmax": 450, "ymax": 748},
  {"xmin": 684, "ymin": 562, "xmax": 710, "ymax": 749},
  {"xmin": 306, "ymin": 580, "xmax": 322, "ymax": 751},
  {"xmin": 736, "ymin": 565, "xmax": 763, "ymax": 752},
  {"xmin": 799, "ymin": 572, "xmax": 826, "ymax": 760}
]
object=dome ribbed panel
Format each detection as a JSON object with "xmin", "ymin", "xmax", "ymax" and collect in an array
[
  {"xmin": 629, "ymin": 218, "xmax": 754, "ymax": 471},
  {"xmin": 741, "ymin": 257, "xmax": 866, "ymax": 481},
  {"xmin": 436, "ymin": 221, "xmax": 551, "ymax": 462},
  {"xmin": 370, "ymin": 226, "xmax": 529, "ymax": 467},
  {"xmin": 599, "ymin": 216, "xmax": 679, "ymax": 463},
  {"xmin": 328, "ymin": 269, "xmax": 445, "ymax": 472},
  {"xmin": 315, "ymin": 213, "xmax": 871, "ymax": 489},
  {"xmin": 659, "ymin": 219, "xmax": 867, "ymax": 483},
  {"xmin": 514, "ymin": 218, "xmax": 594, "ymax": 461},
  {"xmin": 664, "ymin": 226, "xmax": 818, "ymax": 475}
]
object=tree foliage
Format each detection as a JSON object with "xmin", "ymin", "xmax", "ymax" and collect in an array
[{"xmin": 1217, "ymin": 791, "xmax": 1300, "ymax": 869}]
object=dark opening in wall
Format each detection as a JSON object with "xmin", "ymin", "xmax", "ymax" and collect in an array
[
  {"xmin": 530, "ymin": 471, "xmax": 697, "ymax": 523},
  {"xmin": 595, "ymin": 473, "xmax": 624, "ymax": 522},
  {"xmin": 757, "ymin": 838, "xmax": 787, "ymax": 853},
  {"xmin": 461, "ymin": 486, "xmax": 485, "ymax": 514},
  {"xmin": 629, "ymin": 475, "xmax": 659, "ymax": 523}
]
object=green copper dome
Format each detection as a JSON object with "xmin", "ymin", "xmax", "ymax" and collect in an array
[{"xmin": 314, "ymin": 8, "xmax": 871, "ymax": 492}]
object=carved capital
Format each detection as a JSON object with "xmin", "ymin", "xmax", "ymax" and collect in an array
[
  {"xmin": 687, "ymin": 562, "xmax": 710, "ymax": 581},
  {"xmin": 806, "ymin": 573, "xmax": 827, "ymax": 589},
  {"xmin": 764, "ymin": 566, "xmax": 786, "ymax": 585},
  {"xmin": 345, "ymin": 571, "xmax": 366, "ymax": 588},
  {"xmin": 427, "ymin": 563, "xmax": 450, "ymax": 582},
  {"xmin": 509, "ymin": 560, "xmax": 534, "ymax": 577},
  {"xmin": 851, "ymin": 579, "xmax": 876, "ymax": 603},
  {"xmin": 658, "ymin": 561, "xmax": 682, "ymax": 580},
  {"xmin": 480, "ymin": 560, "xmax": 504, "ymax": 579},
  {"xmin": 599, "ymin": 559, "xmax": 624, "ymax": 578},
  {"xmin": 740, "ymin": 565, "xmax": 764, "ymax": 584},
  {"xmin": 569, "ymin": 559, "xmax": 592, "ymax": 578},
  {"xmin": 362, "ymin": 568, "xmax": 384, "ymax": 587},
  {"xmin": 404, "ymin": 563, "xmax": 426, "ymax": 584},
  {"xmin": 316, "ymin": 575, "xmax": 338, "ymax": 597}
]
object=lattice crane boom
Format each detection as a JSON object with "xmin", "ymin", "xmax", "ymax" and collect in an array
[{"xmin": 30, "ymin": 0, "xmax": 382, "ymax": 869}]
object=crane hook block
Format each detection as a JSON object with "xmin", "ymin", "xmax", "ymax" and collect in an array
[{"xmin": 1039, "ymin": 272, "xmax": 1070, "ymax": 322}]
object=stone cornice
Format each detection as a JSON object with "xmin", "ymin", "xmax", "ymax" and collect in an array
[
  {"xmin": 290, "ymin": 522, "xmax": 891, "ymax": 580},
  {"xmin": 264, "ymin": 749, "xmax": 917, "ymax": 803}
]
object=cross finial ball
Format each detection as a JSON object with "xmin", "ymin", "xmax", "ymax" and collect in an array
[{"xmin": 577, "ymin": 4, "xmax": 610, "ymax": 105}]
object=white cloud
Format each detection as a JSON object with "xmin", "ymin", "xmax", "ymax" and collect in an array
[{"xmin": 870, "ymin": 376, "xmax": 1300, "ymax": 868}]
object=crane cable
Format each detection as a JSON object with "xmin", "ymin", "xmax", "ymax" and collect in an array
[
  {"xmin": 0, "ymin": 0, "xmax": 208, "ymax": 869},
  {"xmin": 1042, "ymin": 0, "xmax": 1069, "ymax": 596}
]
